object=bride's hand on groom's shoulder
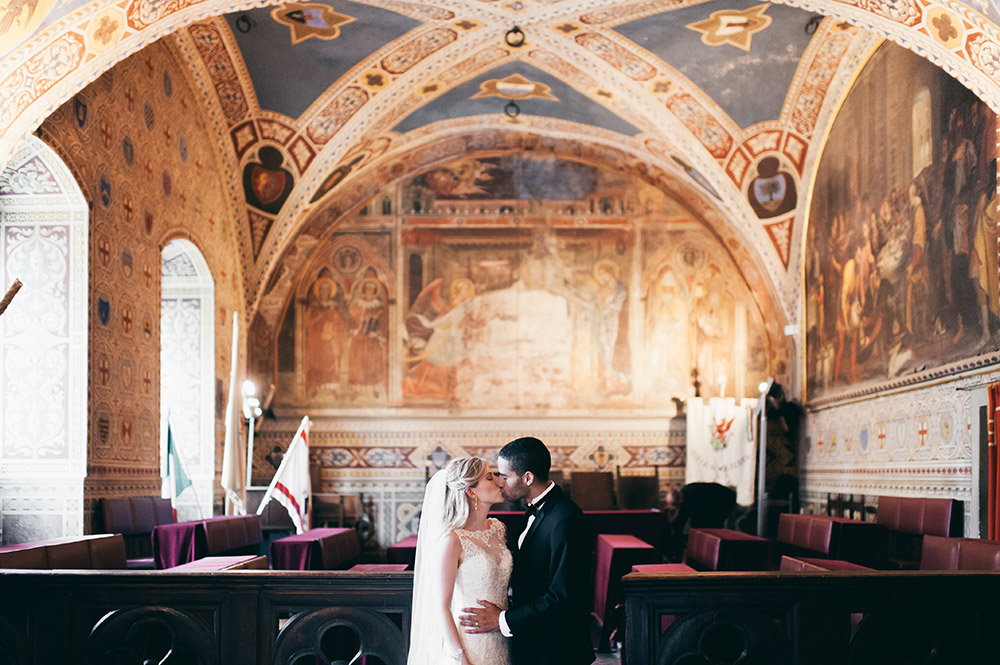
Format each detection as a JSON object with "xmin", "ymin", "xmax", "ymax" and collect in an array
[{"xmin": 458, "ymin": 600, "xmax": 501, "ymax": 633}]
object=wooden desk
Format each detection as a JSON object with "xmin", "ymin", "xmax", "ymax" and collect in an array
[
  {"xmin": 592, "ymin": 534, "xmax": 656, "ymax": 651},
  {"xmin": 385, "ymin": 535, "xmax": 418, "ymax": 569},
  {"xmin": 270, "ymin": 528, "xmax": 360, "ymax": 570},
  {"xmin": 151, "ymin": 515, "xmax": 262, "ymax": 569}
]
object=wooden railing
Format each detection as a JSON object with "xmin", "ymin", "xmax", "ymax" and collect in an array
[
  {"xmin": 0, "ymin": 570, "xmax": 412, "ymax": 664},
  {"xmin": 624, "ymin": 571, "xmax": 1000, "ymax": 665},
  {"xmin": 6, "ymin": 568, "xmax": 1000, "ymax": 664}
]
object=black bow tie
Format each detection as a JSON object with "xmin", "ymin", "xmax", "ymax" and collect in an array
[{"xmin": 525, "ymin": 499, "xmax": 546, "ymax": 517}]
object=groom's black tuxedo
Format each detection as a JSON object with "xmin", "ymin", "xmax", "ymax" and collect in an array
[{"xmin": 506, "ymin": 485, "xmax": 595, "ymax": 665}]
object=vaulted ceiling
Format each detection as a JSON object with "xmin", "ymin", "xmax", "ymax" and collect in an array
[{"xmin": 3, "ymin": 0, "xmax": 1000, "ymax": 327}]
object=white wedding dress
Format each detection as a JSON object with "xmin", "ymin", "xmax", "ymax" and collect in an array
[{"xmin": 450, "ymin": 518, "xmax": 512, "ymax": 665}]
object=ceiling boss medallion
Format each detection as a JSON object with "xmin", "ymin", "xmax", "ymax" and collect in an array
[
  {"xmin": 686, "ymin": 4, "xmax": 772, "ymax": 51},
  {"xmin": 271, "ymin": 3, "xmax": 355, "ymax": 45},
  {"xmin": 472, "ymin": 73, "xmax": 558, "ymax": 101}
]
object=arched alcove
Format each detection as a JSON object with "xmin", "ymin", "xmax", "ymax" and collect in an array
[
  {"xmin": 160, "ymin": 238, "xmax": 215, "ymax": 522},
  {"xmin": 0, "ymin": 136, "xmax": 88, "ymax": 544}
]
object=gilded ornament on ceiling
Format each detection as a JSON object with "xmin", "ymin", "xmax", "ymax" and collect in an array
[
  {"xmin": 270, "ymin": 2, "xmax": 355, "ymax": 45},
  {"xmin": 686, "ymin": 4, "xmax": 772, "ymax": 51},
  {"xmin": 472, "ymin": 73, "xmax": 558, "ymax": 101}
]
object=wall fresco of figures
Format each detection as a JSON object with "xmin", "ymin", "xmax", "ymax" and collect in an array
[
  {"xmin": 274, "ymin": 156, "xmax": 773, "ymax": 411},
  {"xmin": 806, "ymin": 41, "xmax": 998, "ymax": 399}
]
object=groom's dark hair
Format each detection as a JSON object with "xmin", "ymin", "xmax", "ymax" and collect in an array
[{"xmin": 499, "ymin": 436, "xmax": 550, "ymax": 481}]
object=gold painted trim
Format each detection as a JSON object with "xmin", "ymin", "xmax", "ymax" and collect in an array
[{"xmin": 806, "ymin": 352, "xmax": 1000, "ymax": 412}]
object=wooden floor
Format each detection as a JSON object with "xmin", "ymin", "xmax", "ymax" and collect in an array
[{"xmin": 595, "ymin": 652, "xmax": 620, "ymax": 664}]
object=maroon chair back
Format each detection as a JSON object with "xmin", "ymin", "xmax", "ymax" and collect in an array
[
  {"xmin": 957, "ymin": 540, "xmax": 1000, "ymax": 571},
  {"xmin": 101, "ymin": 498, "xmax": 135, "ymax": 534},
  {"xmin": 131, "ymin": 497, "xmax": 156, "ymax": 533},
  {"xmin": 571, "ymin": 471, "xmax": 615, "ymax": 511},
  {"xmin": 920, "ymin": 535, "xmax": 960, "ymax": 570},
  {"xmin": 152, "ymin": 497, "xmax": 175, "ymax": 525}
]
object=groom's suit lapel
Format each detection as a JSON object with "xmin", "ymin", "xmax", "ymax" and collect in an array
[{"xmin": 520, "ymin": 485, "xmax": 561, "ymax": 549}]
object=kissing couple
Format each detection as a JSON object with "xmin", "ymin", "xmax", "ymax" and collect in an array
[{"xmin": 407, "ymin": 436, "xmax": 596, "ymax": 665}]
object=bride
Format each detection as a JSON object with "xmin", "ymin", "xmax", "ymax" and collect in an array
[{"xmin": 408, "ymin": 457, "xmax": 512, "ymax": 665}]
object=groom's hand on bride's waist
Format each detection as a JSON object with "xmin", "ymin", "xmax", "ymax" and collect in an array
[{"xmin": 459, "ymin": 600, "xmax": 501, "ymax": 633}]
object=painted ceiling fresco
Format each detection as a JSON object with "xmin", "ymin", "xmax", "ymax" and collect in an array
[{"xmin": 5, "ymin": 0, "xmax": 1000, "ymax": 338}]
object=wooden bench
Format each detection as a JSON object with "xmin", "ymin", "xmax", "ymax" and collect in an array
[
  {"xmin": 99, "ymin": 496, "xmax": 175, "ymax": 568},
  {"xmin": 876, "ymin": 496, "xmax": 962, "ymax": 568},
  {"xmin": 684, "ymin": 528, "xmax": 770, "ymax": 571},
  {"xmin": 0, "ymin": 534, "xmax": 127, "ymax": 569}
]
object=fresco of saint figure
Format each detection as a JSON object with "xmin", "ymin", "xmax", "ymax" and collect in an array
[
  {"xmin": 403, "ymin": 277, "xmax": 477, "ymax": 400},
  {"xmin": 592, "ymin": 259, "xmax": 630, "ymax": 394},
  {"xmin": 347, "ymin": 277, "xmax": 388, "ymax": 390},
  {"xmin": 645, "ymin": 267, "xmax": 690, "ymax": 399},
  {"xmin": 304, "ymin": 276, "xmax": 346, "ymax": 395}
]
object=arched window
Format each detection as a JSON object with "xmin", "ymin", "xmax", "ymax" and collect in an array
[
  {"xmin": 0, "ymin": 137, "xmax": 88, "ymax": 542},
  {"xmin": 160, "ymin": 239, "xmax": 214, "ymax": 521}
]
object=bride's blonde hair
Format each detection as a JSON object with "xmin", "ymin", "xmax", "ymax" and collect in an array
[{"xmin": 441, "ymin": 456, "xmax": 487, "ymax": 532}]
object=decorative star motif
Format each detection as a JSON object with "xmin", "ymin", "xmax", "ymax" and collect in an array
[
  {"xmin": 271, "ymin": 3, "xmax": 355, "ymax": 45},
  {"xmin": 472, "ymin": 73, "xmax": 558, "ymax": 101},
  {"xmin": 686, "ymin": 4, "xmax": 772, "ymax": 51}
]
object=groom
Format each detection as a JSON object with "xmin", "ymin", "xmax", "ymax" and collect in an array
[{"xmin": 460, "ymin": 436, "xmax": 595, "ymax": 665}]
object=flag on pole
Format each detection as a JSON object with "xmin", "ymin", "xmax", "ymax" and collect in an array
[
  {"xmin": 686, "ymin": 397, "xmax": 757, "ymax": 505},
  {"xmin": 257, "ymin": 416, "xmax": 311, "ymax": 533},
  {"xmin": 166, "ymin": 421, "xmax": 192, "ymax": 497},
  {"xmin": 221, "ymin": 311, "xmax": 246, "ymax": 515}
]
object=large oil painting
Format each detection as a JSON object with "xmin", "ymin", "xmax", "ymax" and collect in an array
[{"xmin": 806, "ymin": 41, "xmax": 998, "ymax": 399}]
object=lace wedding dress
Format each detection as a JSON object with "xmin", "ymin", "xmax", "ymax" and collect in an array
[{"xmin": 451, "ymin": 518, "xmax": 513, "ymax": 665}]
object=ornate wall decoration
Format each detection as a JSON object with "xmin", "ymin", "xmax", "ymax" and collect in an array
[{"xmin": 36, "ymin": 38, "xmax": 246, "ymax": 526}]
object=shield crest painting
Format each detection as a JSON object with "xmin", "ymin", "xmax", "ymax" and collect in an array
[{"xmin": 98, "ymin": 297, "xmax": 110, "ymax": 325}]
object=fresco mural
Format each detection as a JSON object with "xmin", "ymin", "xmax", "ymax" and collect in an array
[
  {"xmin": 643, "ymin": 228, "xmax": 771, "ymax": 405},
  {"xmin": 278, "ymin": 156, "xmax": 773, "ymax": 412},
  {"xmin": 401, "ymin": 226, "xmax": 634, "ymax": 409},
  {"xmin": 293, "ymin": 236, "xmax": 392, "ymax": 405},
  {"xmin": 806, "ymin": 41, "xmax": 998, "ymax": 399}
]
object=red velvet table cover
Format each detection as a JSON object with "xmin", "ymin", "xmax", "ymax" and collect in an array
[
  {"xmin": 152, "ymin": 515, "xmax": 262, "ymax": 569},
  {"xmin": 386, "ymin": 535, "xmax": 418, "ymax": 568},
  {"xmin": 270, "ymin": 528, "xmax": 359, "ymax": 570},
  {"xmin": 592, "ymin": 534, "xmax": 656, "ymax": 640}
]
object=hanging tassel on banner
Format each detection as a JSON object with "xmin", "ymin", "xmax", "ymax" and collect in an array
[{"xmin": 0, "ymin": 279, "xmax": 23, "ymax": 317}]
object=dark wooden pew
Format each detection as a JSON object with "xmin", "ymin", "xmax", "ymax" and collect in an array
[
  {"xmin": 625, "ymin": 570, "xmax": 1000, "ymax": 665},
  {"xmin": 0, "ymin": 570, "xmax": 412, "ymax": 664}
]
